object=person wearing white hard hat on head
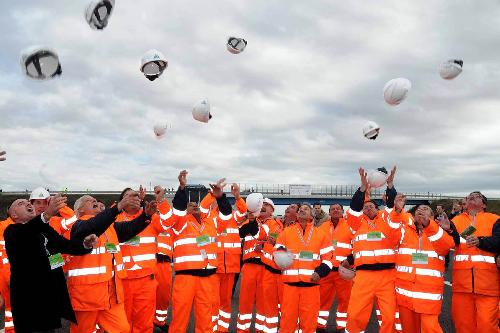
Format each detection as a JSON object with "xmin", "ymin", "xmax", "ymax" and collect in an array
[
  {"xmin": 29, "ymin": 187, "xmax": 78, "ymax": 238},
  {"xmin": 274, "ymin": 203, "xmax": 333, "ymax": 333},
  {"xmin": 236, "ymin": 193, "xmax": 269, "ymax": 333}
]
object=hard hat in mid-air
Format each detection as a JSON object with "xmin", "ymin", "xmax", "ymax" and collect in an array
[
  {"xmin": 367, "ymin": 167, "xmax": 389, "ymax": 188},
  {"xmin": 227, "ymin": 37, "xmax": 247, "ymax": 54},
  {"xmin": 29, "ymin": 187, "xmax": 50, "ymax": 201},
  {"xmin": 20, "ymin": 46, "xmax": 62, "ymax": 80},
  {"xmin": 85, "ymin": 0, "xmax": 115, "ymax": 30},
  {"xmin": 439, "ymin": 59, "xmax": 463, "ymax": 80},
  {"xmin": 363, "ymin": 121, "xmax": 380, "ymax": 140},
  {"xmin": 246, "ymin": 193, "xmax": 264, "ymax": 216},
  {"xmin": 153, "ymin": 124, "xmax": 168, "ymax": 138},
  {"xmin": 383, "ymin": 78, "xmax": 411, "ymax": 105},
  {"xmin": 192, "ymin": 99, "xmax": 212, "ymax": 123},
  {"xmin": 140, "ymin": 49, "xmax": 168, "ymax": 81}
]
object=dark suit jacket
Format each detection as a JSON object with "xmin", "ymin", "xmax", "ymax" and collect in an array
[{"xmin": 5, "ymin": 215, "xmax": 91, "ymax": 333}]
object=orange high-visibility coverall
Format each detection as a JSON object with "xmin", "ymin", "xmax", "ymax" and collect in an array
[
  {"xmin": 275, "ymin": 222, "xmax": 333, "ymax": 333},
  {"xmin": 154, "ymin": 230, "xmax": 173, "ymax": 327},
  {"xmin": 451, "ymin": 212, "xmax": 500, "ymax": 333},
  {"xmin": 317, "ymin": 218, "xmax": 353, "ymax": 331}
]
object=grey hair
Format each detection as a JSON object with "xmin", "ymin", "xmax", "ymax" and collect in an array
[{"xmin": 74, "ymin": 195, "xmax": 93, "ymax": 216}]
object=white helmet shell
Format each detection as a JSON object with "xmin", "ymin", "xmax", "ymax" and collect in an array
[
  {"xmin": 227, "ymin": 37, "xmax": 247, "ymax": 54},
  {"xmin": 85, "ymin": 0, "xmax": 115, "ymax": 30},
  {"xmin": 439, "ymin": 59, "xmax": 463, "ymax": 80},
  {"xmin": 153, "ymin": 124, "xmax": 168, "ymax": 138},
  {"xmin": 367, "ymin": 167, "xmax": 389, "ymax": 188},
  {"xmin": 274, "ymin": 250, "xmax": 294, "ymax": 270},
  {"xmin": 20, "ymin": 46, "xmax": 62, "ymax": 80},
  {"xmin": 30, "ymin": 187, "xmax": 50, "ymax": 201},
  {"xmin": 246, "ymin": 193, "xmax": 264, "ymax": 216},
  {"xmin": 338, "ymin": 265, "xmax": 356, "ymax": 280},
  {"xmin": 140, "ymin": 49, "xmax": 168, "ymax": 81},
  {"xmin": 192, "ymin": 99, "xmax": 212, "ymax": 123},
  {"xmin": 363, "ymin": 121, "xmax": 380, "ymax": 140},
  {"xmin": 383, "ymin": 78, "xmax": 411, "ymax": 106}
]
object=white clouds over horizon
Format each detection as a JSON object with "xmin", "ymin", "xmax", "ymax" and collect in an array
[{"xmin": 1, "ymin": 0, "xmax": 500, "ymax": 197}]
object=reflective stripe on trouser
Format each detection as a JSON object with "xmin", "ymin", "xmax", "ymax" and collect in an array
[
  {"xmin": 71, "ymin": 302, "xmax": 130, "ymax": 333},
  {"xmin": 261, "ymin": 269, "xmax": 280, "ymax": 333},
  {"xmin": 211, "ymin": 275, "xmax": 221, "ymax": 333},
  {"xmin": 237, "ymin": 263, "xmax": 265, "ymax": 332},
  {"xmin": 154, "ymin": 262, "xmax": 172, "ymax": 326},
  {"xmin": 169, "ymin": 274, "xmax": 217, "ymax": 333},
  {"xmin": 280, "ymin": 284, "xmax": 320, "ymax": 333},
  {"xmin": 216, "ymin": 273, "xmax": 236, "ymax": 332},
  {"xmin": 346, "ymin": 269, "xmax": 397, "ymax": 333},
  {"xmin": 123, "ymin": 275, "xmax": 158, "ymax": 333},
  {"xmin": 452, "ymin": 292, "xmax": 499, "ymax": 333},
  {"xmin": 376, "ymin": 303, "xmax": 402, "ymax": 332},
  {"xmin": 317, "ymin": 270, "xmax": 352, "ymax": 330},
  {"xmin": 398, "ymin": 305, "xmax": 442, "ymax": 333}
]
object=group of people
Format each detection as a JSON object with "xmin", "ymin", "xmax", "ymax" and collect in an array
[{"xmin": 0, "ymin": 166, "xmax": 498, "ymax": 333}]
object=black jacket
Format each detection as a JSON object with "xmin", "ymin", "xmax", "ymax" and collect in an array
[{"xmin": 5, "ymin": 215, "xmax": 91, "ymax": 333}]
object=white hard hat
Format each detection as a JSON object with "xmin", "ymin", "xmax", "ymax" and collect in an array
[
  {"xmin": 363, "ymin": 121, "xmax": 380, "ymax": 140},
  {"xmin": 383, "ymin": 78, "xmax": 411, "ymax": 106},
  {"xmin": 439, "ymin": 59, "xmax": 463, "ymax": 80},
  {"xmin": 338, "ymin": 265, "xmax": 356, "ymax": 280},
  {"xmin": 192, "ymin": 99, "xmax": 212, "ymax": 123},
  {"xmin": 153, "ymin": 123, "xmax": 168, "ymax": 138},
  {"xmin": 30, "ymin": 187, "xmax": 50, "ymax": 201},
  {"xmin": 246, "ymin": 193, "xmax": 264, "ymax": 215},
  {"xmin": 20, "ymin": 46, "xmax": 62, "ymax": 80},
  {"xmin": 227, "ymin": 37, "xmax": 247, "ymax": 54},
  {"xmin": 367, "ymin": 167, "xmax": 388, "ymax": 188},
  {"xmin": 263, "ymin": 198, "xmax": 275, "ymax": 211},
  {"xmin": 273, "ymin": 250, "xmax": 294, "ymax": 270},
  {"xmin": 85, "ymin": 0, "xmax": 115, "ymax": 30},
  {"xmin": 140, "ymin": 49, "xmax": 168, "ymax": 81}
]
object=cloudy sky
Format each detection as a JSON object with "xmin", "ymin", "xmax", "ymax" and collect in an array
[{"xmin": 1, "ymin": 0, "xmax": 500, "ymax": 196}]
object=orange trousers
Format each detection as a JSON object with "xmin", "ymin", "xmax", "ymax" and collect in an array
[
  {"xmin": 215, "ymin": 273, "xmax": 236, "ymax": 332},
  {"xmin": 317, "ymin": 270, "xmax": 352, "ymax": 330},
  {"xmin": 452, "ymin": 292, "xmax": 499, "ymax": 333},
  {"xmin": 169, "ymin": 273, "xmax": 218, "ymax": 333},
  {"xmin": 0, "ymin": 269, "xmax": 13, "ymax": 332},
  {"xmin": 260, "ymin": 269, "xmax": 281, "ymax": 333},
  {"xmin": 154, "ymin": 262, "xmax": 172, "ymax": 326},
  {"xmin": 122, "ymin": 274, "xmax": 157, "ymax": 333},
  {"xmin": 237, "ymin": 263, "xmax": 265, "ymax": 332},
  {"xmin": 376, "ymin": 303, "xmax": 402, "ymax": 332},
  {"xmin": 346, "ymin": 269, "xmax": 397, "ymax": 333},
  {"xmin": 280, "ymin": 284, "xmax": 320, "ymax": 333},
  {"xmin": 70, "ymin": 302, "xmax": 129, "ymax": 333},
  {"xmin": 398, "ymin": 305, "xmax": 442, "ymax": 333}
]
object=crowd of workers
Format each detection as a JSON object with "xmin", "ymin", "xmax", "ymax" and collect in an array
[{"xmin": 0, "ymin": 166, "xmax": 498, "ymax": 333}]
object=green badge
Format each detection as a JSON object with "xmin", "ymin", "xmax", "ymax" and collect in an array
[
  {"xmin": 196, "ymin": 234, "xmax": 211, "ymax": 247},
  {"xmin": 221, "ymin": 228, "xmax": 228, "ymax": 236},
  {"xmin": 125, "ymin": 236, "xmax": 140, "ymax": 247},
  {"xmin": 332, "ymin": 240, "xmax": 338, "ymax": 247},
  {"xmin": 411, "ymin": 253, "xmax": 429, "ymax": 265},
  {"xmin": 367, "ymin": 231, "xmax": 382, "ymax": 241},
  {"xmin": 298, "ymin": 251, "xmax": 314, "ymax": 261},
  {"xmin": 461, "ymin": 225, "xmax": 477, "ymax": 238},
  {"xmin": 105, "ymin": 242, "xmax": 118, "ymax": 253},
  {"xmin": 48, "ymin": 253, "xmax": 64, "ymax": 270},
  {"xmin": 269, "ymin": 232, "xmax": 279, "ymax": 239}
]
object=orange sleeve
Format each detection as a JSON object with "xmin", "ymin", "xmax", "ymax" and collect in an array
[
  {"xmin": 424, "ymin": 219, "xmax": 455, "ymax": 256},
  {"xmin": 346, "ymin": 209, "xmax": 363, "ymax": 231},
  {"xmin": 199, "ymin": 192, "xmax": 215, "ymax": 218}
]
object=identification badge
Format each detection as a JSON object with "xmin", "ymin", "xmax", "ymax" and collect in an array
[
  {"xmin": 221, "ymin": 229, "xmax": 228, "ymax": 236},
  {"xmin": 105, "ymin": 242, "xmax": 118, "ymax": 253},
  {"xmin": 125, "ymin": 236, "xmax": 140, "ymax": 247},
  {"xmin": 196, "ymin": 234, "xmax": 211, "ymax": 247},
  {"xmin": 299, "ymin": 251, "xmax": 314, "ymax": 261},
  {"xmin": 48, "ymin": 253, "xmax": 64, "ymax": 270},
  {"xmin": 367, "ymin": 231, "xmax": 382, "ymax": 241},
  {"xmin": 412, "ymin": 253, "xmax": 429, "ymax": 265},
  {"xmin": 332, "ymin": 240, "xmax": 338, "ymax": 247},
  {"xmin": 269, "ymin": 232, "xmax": 279, "ymax": 239},
  {"xmin": 200, "ymin": 249, "xmax": 208, "ymax": 259},
  {"xmin": 461, "ymin": 225, "xmax": 477, "ymax": 238}
]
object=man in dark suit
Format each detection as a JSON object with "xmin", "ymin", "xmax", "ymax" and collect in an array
[{"xmin": 5, "ymin": 194, "xmax": 98, "ymax": 333}]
